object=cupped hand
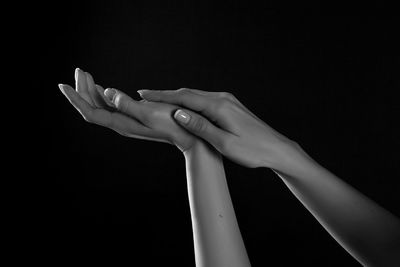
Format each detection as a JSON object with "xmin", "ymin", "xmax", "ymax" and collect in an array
[
  {"xmin": 137, "ymin": 88, "xmax": 298, "ymax": 168},
  {"xmin": 58, "ymin": 68, "xmax": 198, "ymax": 152}
]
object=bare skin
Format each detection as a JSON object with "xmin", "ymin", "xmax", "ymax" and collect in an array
[
  {"xmin": 60, "ymin": 68, "xmax": 400, "ymax": 266},
  {"xmin": 59, "ymin": 68, "xmax": 251, "ymax": 267},
  {"xmin": 58, "ymin": 68, "xmax": 197, "ymax": 152},
  {"xmin": 138, "ymin": 88, "xmax": 400, "ymax": 266}
]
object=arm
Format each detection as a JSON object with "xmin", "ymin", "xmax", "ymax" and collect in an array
[
  {"xmin": 271, "ymin": 143, "xmax": 400, "ymax": 266},
  {"xmin": 59, "ymin": 69, "xmax": 250, "ymax": 266},
  {"xmin": 184, "ymin": 141, "xmax": 251, "ymax": 267},
  {"xmin": 138, "ymin": 88, "xmax": 400, "ymax": 266}
]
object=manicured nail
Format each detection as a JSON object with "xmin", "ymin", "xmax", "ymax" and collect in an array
[
  {"xmin": 137, "ymin": 89, "xmax": 150, "ymax": 97},
  {"xmin": 104, "ymin": 88, "xmax": 117, "ymax": 102},
  {"xmin": 174, "ymin": 109, "xmax": 190, "ymax": 124},
  {"xmin": 75, "ymin": 68, "xmax": 81, "ymax": 79},
  {"xmin": 58, "ymin": 84, "xmax": 67, "ymax": 96}
]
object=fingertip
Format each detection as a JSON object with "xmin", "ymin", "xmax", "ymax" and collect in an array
[
  {"xmin": 76, "ymin": 68, "xmax": 87, "ymax": 79},
  {"xmin": 59, "ymin": 83, "xmax": 73, "ymax": 91},
  {"xmin": 174, "ymin": 109, "xmax": 191, "ymax": 124},
  {"xmin": 58, "ymin": 84, "xmax": 66, "ymax": 96},
  {"xmin": 137, "ymin": 89, "xmax": 150, "ymax": 97},
  {"xmin": 75, "ymin": 68, "xmax": 80, "ymax": 79},
  {"xmin": 104, "ymin": 88, "xmax": 117, "ymax": 102},
  {"xmin": 58, "ymin": 84, "xmax": 71, "ymax": 98}
]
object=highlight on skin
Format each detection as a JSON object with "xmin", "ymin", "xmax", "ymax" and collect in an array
[{"xmin": 59, "ymin": 68, "xmax": 400, "ymax": 267}]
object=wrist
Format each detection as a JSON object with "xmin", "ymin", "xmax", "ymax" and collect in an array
[
  {"xmin": 268, "ymin": 140, "xmax": 321, "ymax": 177},
  {"xmin": 183, "ymin": 140, "xmax": 220, "ymax": 160}
]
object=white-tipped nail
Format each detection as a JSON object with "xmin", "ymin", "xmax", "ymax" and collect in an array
[
  {"xmin": 137, "ymin": 89, "xmax": 150, "ymax": 96},
  {"xmin": 104, "ymin": 88, "xmax": 117, "ymax": 102},
  {"xmin": 174, "ymin": 110, "xmax": 190, "ymax": 124},
  {"xmin": 75, "ymin": 68, "xmax": 80, "ymax": 79}
]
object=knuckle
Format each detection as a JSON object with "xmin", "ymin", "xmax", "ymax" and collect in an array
[
  {"xmin": 177, "ymin": 88, "xmax": 189, "ymax": 93},
  {"xmin": 221, "ymin": 92, "xmax": 234, "ymax": 100},
  {"xmin": 213, "ymin": 98, "xmax": 232, "ymax": 115},
  {"xmin": 177, "ymin": 88, "xmax": 193, "ymax": 97}
]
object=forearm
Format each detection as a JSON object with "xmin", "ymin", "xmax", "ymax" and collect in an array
[
  {"xmin": 184, "ymin": 141, "xmax": 251, "ymax": 267},
  {"xmin": 270, "ymin": 142, "xmax": 400, "ymax": 266}
]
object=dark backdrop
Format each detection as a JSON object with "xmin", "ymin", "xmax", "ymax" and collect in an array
[{"xmin": 30, "ymin": 1, "xmax": 399, "ymax": 266}]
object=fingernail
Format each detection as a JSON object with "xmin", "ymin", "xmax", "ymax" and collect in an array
[
  {"xmin": 104, "ymin": 88, "xmax": 117, "ymax": 102},
  {"xmin": 174, "ymin": 109, "xmax": 190, "ymax": 124},
  {"xmin": 58, "ymin": 84, "xmax": 67, "ymax": 96},
  {"xmin": 75, "ymin": 68, "xmax": 80, "ymax": 79},
  {"xmin": 137, "ymin": 89, "xmax": 150, "ymax": 97}
]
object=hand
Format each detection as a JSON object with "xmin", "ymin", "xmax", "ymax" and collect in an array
[
  {"xmin": 58, "ymin": 68, "xmax": 198, "ymax": 152},
  {"xmin": 137, "ymin": 88, "xmax": 298, "ymax": 168}
]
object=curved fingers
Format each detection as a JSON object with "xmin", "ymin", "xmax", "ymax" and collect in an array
[
  {"xmin": 60, "ymin": 83, "xmax": 94, "ymax": 121},
  {"xmin": 59, "ymin": 84, "xmax": 156, "ymax": 138},
  {"xmin": 95, "ymin": 84, "xmax": 116, "ymax": 109},
  {"xmin": 110, "ymin": 89, "xmax": 151, "ymax": 124},
  {"xmin": 140, "ymin": 89, "xmax": 215, "ymax": 117},
  {"xmin": 181, "ymin": 88, "xmax": 259, "ymax": 118},
  {"xmin": 187, "ymin": 88, "xmax": 262, "ymax": 123}
]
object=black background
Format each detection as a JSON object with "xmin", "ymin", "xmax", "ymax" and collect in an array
[{"xmin": 28, "ymin": 1, "xmax": 399, "ymax": 266}]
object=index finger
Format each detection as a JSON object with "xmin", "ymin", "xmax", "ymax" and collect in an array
[{"xmin": 138, "ymin": 89, "xmax": 216, "ymax": 119}]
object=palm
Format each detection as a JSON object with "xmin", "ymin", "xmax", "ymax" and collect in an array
[{"xmin": 59, "ymin": 69, "xmax": 197, "ymax": 152}]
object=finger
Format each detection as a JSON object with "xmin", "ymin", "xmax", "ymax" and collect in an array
[
  {"xmin": 137, "ymin": 89, "xmax": 215, "ymax": 118},
  {"xmin": 60, "ymin": 83, "xmax": 119, "ymax": 127},
  {"xmin": 95, "ymin": 84, "xmax": 115, "ymax": 109},
  {"xmin": 180, "ymin": 88, "xmax": 216, "ymax": 96},
  {"xmin": 184, "ymin": 88, "xmax": 261, "ymax": 122},
  {"xmin": 85, "ymin": 71, "xmax": 105, "ymax": 108},
  {"xmin": 75, "ymin": 68, "xmax": 94, "ymax": 106},
  {"xmin": 190, "ymin": 89, "xmax": 248, "ymax": 112},
  {"xmin": 59, "ymin": 83, "xmax": 94, "ymax": 121},
  {"xmin": 104, "ymin": 88, "xmax": 149, "ymax": 123},
  {"xmin": 185, "ymin": 88, "xmax": 254, "ymax": 115},
  {"xmin": 173, "ymin": 108, "xmax": 232, "ymax": 151},
  {"xmin": 59, "ymin": 84, "xmax": 155, "ymax": 136},
  {"xmin": 175, "ymin": 88, "xmax": 257, "ymax": 119}
]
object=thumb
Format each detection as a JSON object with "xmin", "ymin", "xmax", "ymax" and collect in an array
[
  {"xmin": 173, "ymin": 109, "xmax": 229, "ymax": 149},
  {"xmin": 104, "ymin": 88, "xmax": 142, "ymax": 117}
]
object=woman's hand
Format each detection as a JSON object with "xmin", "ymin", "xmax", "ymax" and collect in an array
[
  {"xmin": 58, "ymin": 68, "xmax": 198, "ymax": 152},
  {"xmin": 137, "ymin": 88, "xmax": 298, "ymax": 168}
]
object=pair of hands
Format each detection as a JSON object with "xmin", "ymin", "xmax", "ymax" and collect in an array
[{"xmin": 59, "ymin": 68, "xmax": 296, "ymax": 168}]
